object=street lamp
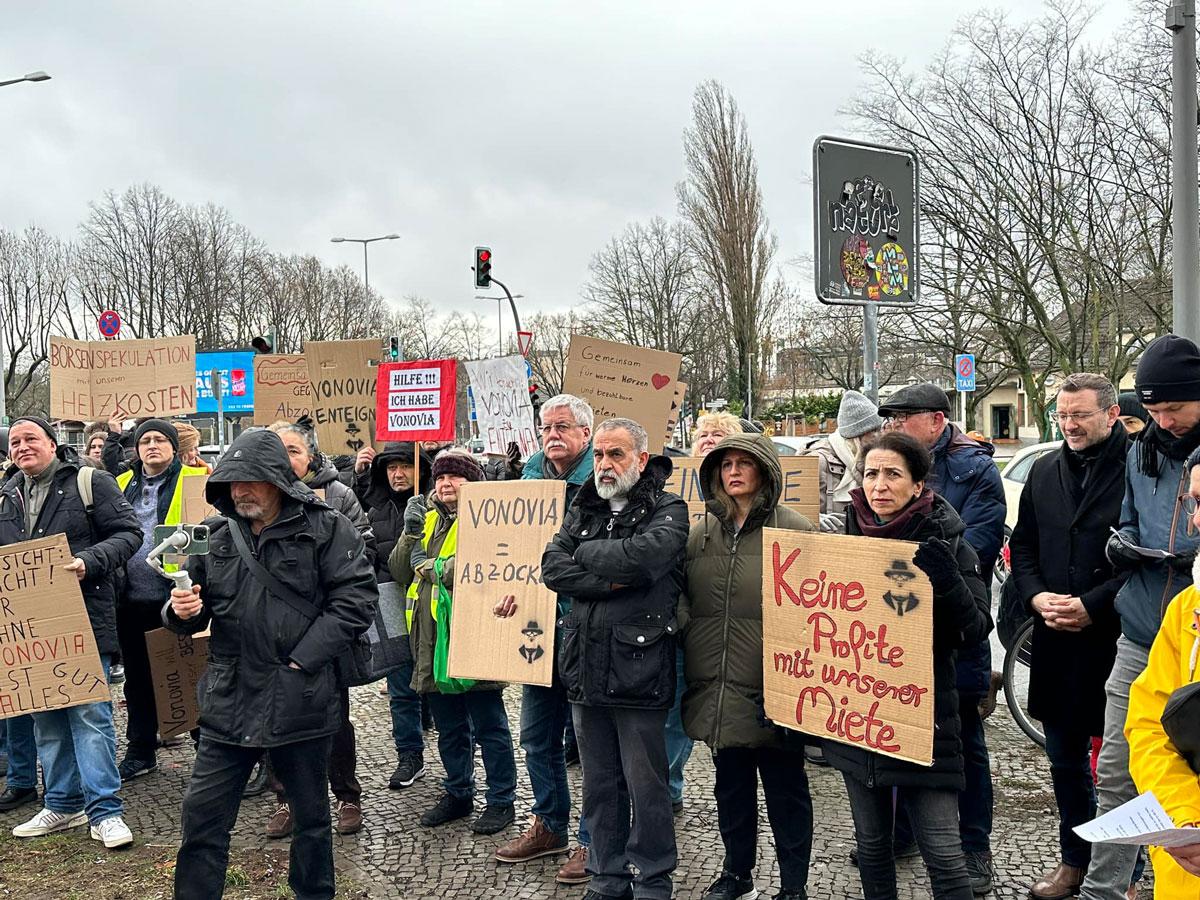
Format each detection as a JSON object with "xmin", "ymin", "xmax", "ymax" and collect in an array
[
  {"xmin": 330, "ymin": 233, "xmax": 400, "ymax": 295},
  {"xmin": 0, "ymin": 71, "xmax": 51, "ymax": 89},
  {"xmin": 0, "ymin": 69, "xmax": 51, "ymax": 426},
  {"xmin": 475, "ymin": 294, "xmax": 525, "ymax": 356}
]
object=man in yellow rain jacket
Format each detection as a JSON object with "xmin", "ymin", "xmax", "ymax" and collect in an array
[{"xmin": 1127, "ymin": 445, "xmax": 1200, "ymax": 898}]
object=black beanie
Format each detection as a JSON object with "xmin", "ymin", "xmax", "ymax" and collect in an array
[
  {"xmin": 134, "ymin": 418, "xmax": 180, "ymax": 452},
  {"xmin": 1137, "ymin": 334, "xmax": 1200, "ymax": 404},
  {"xmin": 11, "ymin": 416, "xmax": 57, "ymax": 445}
]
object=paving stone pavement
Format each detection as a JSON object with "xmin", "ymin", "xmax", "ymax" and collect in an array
[{"xmin": 0, "ymin": 676, "xmax": 1152, "ymax": 900}]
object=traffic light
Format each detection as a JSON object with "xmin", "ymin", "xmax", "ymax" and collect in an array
[
  {"xmin": 529, "ymin": 382, "xmax": 542, "ymax": 414},
  {"xmin": 474, "ymin": 246, "xmax": 492, "ymax": 289},
  {"xmin": 251, "ymin": 334, "xmax": 274, "ymax": 354},
  {"xmin": 388, "ymin": 336, "xmax": 401, "ymax": 361}
]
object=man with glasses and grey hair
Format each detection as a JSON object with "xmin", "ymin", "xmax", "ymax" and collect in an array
[
  {"xmin": 542, "ymin": 417, "xmax": 688, "ymax": 900},
  {"xmin": 1007, "ymin": 373, "xmax": 1129, "ymax": 899},
  {"xmin": 1079, "ymin": 335, "xmax": 1200, "ymax": 900},
  {"xmin": 494, "ymin": 394, "xmax": 596, "ymax": 884},
  {"xmin": 877, "ymin": 382, "xmax": 1004, "ymax": 894}
]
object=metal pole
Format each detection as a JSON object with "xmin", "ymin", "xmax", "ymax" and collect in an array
[
  {"xmin": 362, "ymin": 243, "xmax": 370, "ymax": 295},
  {"xmin": 863, "ymin": 304, "xmax": 880, "ymax": 403},
  {"xmin": 498, "ymin": 298, "xmax": 503, "ymax": 356},
  {"xmin": 488, "ymin": 277, "xmax": 522, "ymax": 336},
  {"xmin": 0, "ymin": 325, "xmax": 7, "ymax": 425},
  {"xmin": 1170, "ymin": 0, "xmax": 1200, "ymax": 340},
  {"xmin": 746, "ymin": 350, "xmax": 753, "ymax": 420}
]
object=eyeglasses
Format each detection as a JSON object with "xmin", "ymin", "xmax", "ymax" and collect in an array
[
  {"xmin": 539, "ymin": 423, "xmax": 578, "ymax": 436},
  {"xmin": 1053, "ymin": 410, "xmax": 1105, "ymax": 425},
  {"xmin": 882, "ymin": 410, "xmax": 936, "ymax": 427},
  {"xmin": 1183, "ymin": 495, "xmax": 1200, "ymax": 517}
]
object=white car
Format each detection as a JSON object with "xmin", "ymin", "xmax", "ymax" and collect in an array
[
  {"xmin": 771, "ymin": 434, "xmax": 828, "ymax": 456},
  {"xmin": 995, "ymin": 440, "xmax": 1059, "ymax": 582}
]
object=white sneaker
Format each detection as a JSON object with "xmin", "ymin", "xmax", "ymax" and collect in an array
[
  {"xmin": 89, "ymin": 815, "xmax": 133, "ymax": 849},
  {"xmin": 12, "ymin": 807, "xmax": 88, "ymax": 837}
]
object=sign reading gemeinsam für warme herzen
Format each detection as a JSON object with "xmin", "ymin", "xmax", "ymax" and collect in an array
[{"xmin": 813, "ymin": 136, "xmax": 920, "ymax": 307}]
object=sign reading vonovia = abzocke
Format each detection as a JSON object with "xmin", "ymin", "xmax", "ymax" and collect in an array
[
  {"xmin": 813, "ymin": 136, "xmax": 920, "ymax": 307},
  {"xmin": 375, "ymin": 359, "xmax": 457, "ymax": 443}
]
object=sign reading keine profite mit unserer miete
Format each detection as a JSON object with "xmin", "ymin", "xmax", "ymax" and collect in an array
[{"xmin": 375, "ymin": 359, "xmax": 457, "ymax": 443}]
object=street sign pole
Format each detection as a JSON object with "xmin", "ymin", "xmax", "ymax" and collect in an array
[
  {"xmin": 863, "ymin": 305, "xmax": 879, "ymax": 403},
  {"xmin": 1170, "ymin": 0, "xmax": 1200, "ymax": 341},
  {"xmin": 0, "ymin": 325, "xmax": 7, "ymax": 426}
]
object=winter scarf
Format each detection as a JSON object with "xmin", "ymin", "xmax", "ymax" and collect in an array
[
  {"xmin": 848, "ymin": 486, "xmax": 936, "ymax": 539},
  {"xmin": 1137, "ymin": 420, "xmax": 1200, "ymax": 480}
]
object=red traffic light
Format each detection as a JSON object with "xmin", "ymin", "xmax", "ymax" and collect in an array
[{"xmin": 478, "ymin": 250, "xmax": 491, "ymax": 262}]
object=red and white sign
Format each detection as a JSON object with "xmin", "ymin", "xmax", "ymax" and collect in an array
[
  {"xmin": 375, "ymin": 359, "xmax": 457, "ymax": 442},
  {"xmin": 98, "ymin": 310, "xmax": 121, "ymax": 339},
  {"xmin": 517, "ymin": 330, "xmax": 533, "ymax": 356}
]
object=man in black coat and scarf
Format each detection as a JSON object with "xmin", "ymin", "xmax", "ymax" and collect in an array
[
  {"xmin": 1008, "ymin": 373, "xmax": 1128, "ymax": 900},
  {"xmin": 165, "ymin": 429, "xmax": 376, "ymax": 900}
]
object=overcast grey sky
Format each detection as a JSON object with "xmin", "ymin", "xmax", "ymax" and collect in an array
[{"xmin": 2, "ymin": 1, "xmax": 1133, "ymax": 326}]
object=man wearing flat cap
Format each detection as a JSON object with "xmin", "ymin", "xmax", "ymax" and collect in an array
[
  {"xmin": 112, "ymin": 418, "xmax": 209, "ymax": 783},
  {"xmin": 878, "ymin": 383, "xmax": 1005, "ymax": 893}
]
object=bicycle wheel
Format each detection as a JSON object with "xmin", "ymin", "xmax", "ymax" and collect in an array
[{"xmin": 1002, "ymin": 617, "xmax": 1045, "ymax": 748}]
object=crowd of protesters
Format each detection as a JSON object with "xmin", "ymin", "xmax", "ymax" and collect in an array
[{"xmin": 1, "ymin": 333, "xmax": 1200, "ymax": 899}]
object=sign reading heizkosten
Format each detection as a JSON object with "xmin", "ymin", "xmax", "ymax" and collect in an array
[{"xmin": 813, "ymin": 137, "xmax": 920, "ymax": 307}]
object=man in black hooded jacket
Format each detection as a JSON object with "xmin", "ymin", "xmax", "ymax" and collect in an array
[{"xmin": 165, "ymin": 429, "xmax": 376, "ymax": 900}]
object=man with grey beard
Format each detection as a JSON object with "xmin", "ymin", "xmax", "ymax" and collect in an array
[{"xmin": 542, "ymin": 418, "xmax": 689, "ymax": 900}]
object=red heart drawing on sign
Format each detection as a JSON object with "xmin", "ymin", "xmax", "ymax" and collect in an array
[{"xmin": 651, "ymin": 374, "xmax": 671, "ymax": 390}]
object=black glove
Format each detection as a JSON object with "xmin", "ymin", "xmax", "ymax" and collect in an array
[
  {"xmin": 1169, "ymin": 547, "xmax": 1198, "ymax": 575},
  {"xmin": 403, "ymin": 494, "xmax": 428, "ymax": 536},
  {"xmin": 505, "ymin": 441, "xmax": 523, "ymax": 478},
  {"xmin": 913, "ymin": 537, "xmax": 961, "ymax": 592},
  {"xmin": 1105, "ymin": 532, "xmax": 1146, "ymax": 573}
]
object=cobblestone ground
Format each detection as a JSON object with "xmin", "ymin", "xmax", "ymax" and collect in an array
[{"xmin": 0, "ymin": 675, "xmax": 1152, "ymax": 900}]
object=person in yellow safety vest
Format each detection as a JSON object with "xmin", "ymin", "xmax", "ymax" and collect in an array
[
  {"xmin": 1127, "ymin": 446, "xmax": 1200, "ymax": 900},
  {"xmin": 388, "ymin": 449, "xmax": 517, "ymax": 837},
  {"xmin": 112, "ymin": 419, "xmax": 208, "ymax": 783}
]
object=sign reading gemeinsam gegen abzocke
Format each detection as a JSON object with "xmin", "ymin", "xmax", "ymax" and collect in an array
[{"xmin": 813, "ymin": 136, "xmax": 919, "ymax": 307}]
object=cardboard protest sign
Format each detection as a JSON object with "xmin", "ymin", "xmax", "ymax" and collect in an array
[
  {"xmin": 49, "ymin": 335, "xmax": 197, "ymax": 420},
  {"xmin": 180, "ymin": 475, "xmax": 217, "ymax": 524},
  {"xmin": 0, "ymin": 534, "xmax": 109, "ymax": 719},
  {"xmin": 375, "ymin": 360, "xmax": 457, "ymax": 443},
  {"xmin": 562, "ymin": 336, "xmax": 682, "ymax": 453},
  {"xmin": 663, "ymin": 455, "xmax": 820, "ymax": 525},
  {"xmin": 464, "ymin": 356, "xmax": 538, "ymax": 458},
  {"xmin": 306, "ymin": 340, "xmax": 380, "ymax": 455},
  {"xmin": 665, "ymin": 381, "xmax": 688, "ymax": 442},
  {"xmin": 447, "ymin": 480, "xmax": 567, "ymax": 687},
  {"xmin": 145, "ymin": 628, "xmax": 209, "ymax": 739},
  {"xmin": 761, "ymin": 529, "xmax": 934, "ymax": 766},
  {"xmin": 253, "ymin": 354, "xmax": 311, "ymax": 426}
]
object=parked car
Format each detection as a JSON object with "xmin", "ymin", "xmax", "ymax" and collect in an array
[
  {"xmin": 772, "ymin": 434, "xmax": 828, "ymax": 456},
  {"xmin": 466, "ymin": 437, "xmax": 487, "ymax": 463},
  {"xmin": 995, "ymin": 440, "xmax": 1058, "ymax": 583}
]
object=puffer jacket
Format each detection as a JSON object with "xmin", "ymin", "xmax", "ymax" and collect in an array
[
  {"xmin": 306, "ymin": 455, "xmax": 376, "ymax": 565},
  {"xmin": 543, "ymin": 456, "xmax": 689, "ymax": 709},
  {"xmin": 1127, "ymin": 583, "xmax": 1200, "ymax": 900},
  {"xmin": 0, "ymin": 448, "xmax": 141, "ymax": 657},
  {"xmin": 355, "ymin": 443, "xmax": 433, "ymax": 582},
  {"xmin": 823, "ymin": 491, "xmax": 992, "ymax": 790},
  {"xmin": 164, "ymin": 429, "xmax": 377, "ymax": 748},
  {"xmin": 679, "ymin": 434, "xmax": 815, "ymax": 750},
  {"xmin": 1113, "ymin": 450, "xmax": 1200, "ymax": 649}
]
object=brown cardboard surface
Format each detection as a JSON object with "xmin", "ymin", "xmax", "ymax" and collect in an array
[
  {"xmin": 305, "ymin": 339, "xmax": 380, "ymax": 455},
  {"xmin": 253, "ymin": 354, "xmax": 311, "ymax": 426},
  {"xmin": 561, "ymin": 335, "xmax": 682, "ymax": 454},
  {"xmin": 180, "ymin": 475, "xmax": 217, "ymax": 524},
  {"xmin": 145, "ymin": 628, "xmax": 209, "ymax": 739},
  {"xmin": 760, "ymin": 529, "xmax": 934, "ymax": 766},
  {"xmin": 664, "ymin": 381, "xmax": 688, "ymax": 443},
  {"xmin": 446, "ymin": 480, "xmax": 567, "ymax": 687},
  {"xmin": 663, "ymin": 455, "xmax": 820, "ymax": 526},
  {"xmin": 0, "ymin": 534, "xmax": 109, "ymax": 719},
  {"xmin": 49, "ymin": 335, "xmax": 197, "ymax": 420}
]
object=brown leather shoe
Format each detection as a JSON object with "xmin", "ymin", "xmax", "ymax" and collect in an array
[
  {"xmin": 1030, "ymin": 863, "xmax": 1084, "ymax": 899},
  {"xmin": 335, "ymin": 801, "xmax": 363, "ymax": 835},
  {"xmin": 979, "ymin": 671, "xmax": 1003, "ymax": 720},
  {"xmin": 556, "ymin": 846, "xmax": 591, "ymax": 885},
  {"xmin": 1128, "ymin": 885, "xmax": 1139, "ymax": 900},
  {"xmin": 495, "ymin": 816, "xmax": 568, "ymax": 863},
  {"xmin": 265, "ymin": 803, "xmax": 292, "ymax": 839}
]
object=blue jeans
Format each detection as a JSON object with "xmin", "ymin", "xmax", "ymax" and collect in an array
[
  {"xmin": 843, "ymin": 774, "xmax": 972, "ymax": 900},
  {"xmin": 664, "ymin": 648, "xmax": 693, "ymax": 805},
  {"xmin": 5, "ymin": 715, "xmax": 38, "ymax": 790},
  {"xmin": 426, "ymin": 690, "xmax": 516, "ymax": 806},
  {"xmin": 521, "ymin": 679, "xmax": 590, "ymax": 844},
  {"xmin": 387, "ymin": 661, "xmax": 423, "ymax": 755},
  {"xmin": 33, "ymin": 655, "xmax": 122, "ymax": 825}
]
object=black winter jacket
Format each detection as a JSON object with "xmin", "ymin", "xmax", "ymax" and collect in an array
[
  {"xmin": 823, "ymin": 492, "xmax": 992, "ymax": 791},
  {"xmin": 354, "ymin": 443, "xmax": 433, "ymax": 582},
  {"xmin": 542, "ymin": 456, "xmax": 689, "ymax": 710},
  {"xmin": 1008, "ymin": 424, "xmax": 1127, "ymax": 733},
  {"xmin": 307, "ymin": 456, "xmax": 376, "ymax": 566},
  {"xmin": 0, "ymin": 449, "xmax": 141, "ymax": 656},
  {"xmin": 164, "ymin": 429, "xmax": 377, "ymax": 748}
]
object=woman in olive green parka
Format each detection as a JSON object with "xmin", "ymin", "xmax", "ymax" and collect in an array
[{"xmin": 678, "ymin": 433, "xmax": 816, "ymax": 900}]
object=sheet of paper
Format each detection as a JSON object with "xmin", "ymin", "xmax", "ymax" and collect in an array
[{"xmin": 1074, "ymin": 791, "xmax": 1200, "ymax": 847}]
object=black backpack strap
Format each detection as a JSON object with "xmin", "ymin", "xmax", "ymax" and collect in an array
[{"xmin": 226, "ymin": 518, "xmax": 322, "ymax": 622}]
